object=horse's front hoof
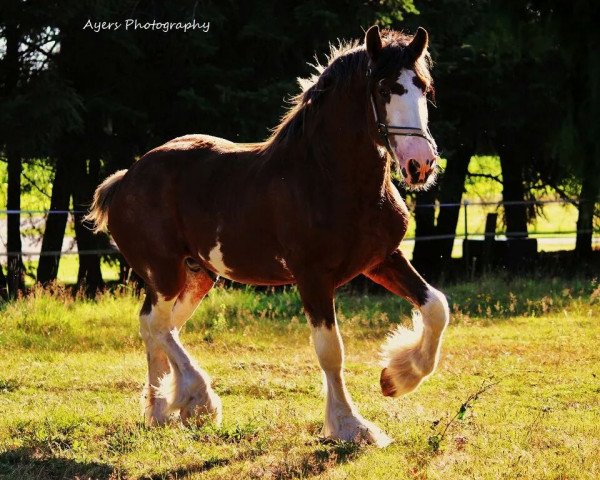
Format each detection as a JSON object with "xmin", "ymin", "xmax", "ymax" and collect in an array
[
  {"xmin": 380, "ymin": 367, "xmax": 397, "ymax": 397},
  {"xmin": 325, "ymin": 413, "xmax": 393, "ymax": 448}
]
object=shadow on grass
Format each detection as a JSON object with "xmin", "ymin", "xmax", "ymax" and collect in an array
[
  {"xmin": 256, "ymin": 440, "xmax": 363, "ymax": 480},
  {"xmin": 0, "ymin": 447, "xmax": 115, "ymax": 479},
  {"xmin": 144, "ymin": 457, "xmax": 231, "ymax": 480},
  {"xmin": 0, "ymin": 447, "xmax": 231, "ymax": 480}
]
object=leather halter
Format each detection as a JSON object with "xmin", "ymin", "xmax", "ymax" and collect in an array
[{"xmin": 366, "ymin": 67, "xmax": 437, "ymax": 159}]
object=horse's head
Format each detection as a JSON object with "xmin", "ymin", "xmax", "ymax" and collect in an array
[{"xmin": 365, "ymin": 25, "xmax": 438, "ymax": 190}]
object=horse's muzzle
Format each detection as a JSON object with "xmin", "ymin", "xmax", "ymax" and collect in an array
[{"xmin": 400, "ymin": 158, "xmax": 436, "ymax": 189}]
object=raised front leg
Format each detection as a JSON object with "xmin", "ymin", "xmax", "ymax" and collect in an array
[
  {"xmin": 297, "ymin": 277, "xmax": 392, "ymax": 447},
  {"xmin": 365, "ymin": 250, "xmax": 449, "ymax": 397}
]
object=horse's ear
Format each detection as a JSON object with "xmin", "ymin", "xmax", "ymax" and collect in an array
[
  {"xmin": 365, "ymin": 25, "xmax": 382, "ymax": 63},
  {"xmin": 407, "ymin": 27, "xmax": 429, "ymax": 61}
]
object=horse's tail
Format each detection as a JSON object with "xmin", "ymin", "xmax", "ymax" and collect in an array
[{"xmin": 84, "ymin": 170, "xmax": 127, "ymax": 233}]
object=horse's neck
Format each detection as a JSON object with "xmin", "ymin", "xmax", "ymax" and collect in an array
[{"xmin": 307, "ymin": 89, "xmax": 389, "ymax": 196}]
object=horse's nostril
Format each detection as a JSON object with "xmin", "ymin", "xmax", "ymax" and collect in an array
[
  {"xmin": 408, "ymin": 158, "xmax": 419, "ymax": 174},
  {"xmin": 408, "ymin": 159, "xmax": 420, "ymax": 183}
]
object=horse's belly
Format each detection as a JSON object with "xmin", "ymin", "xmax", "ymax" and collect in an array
[{"xmin": 197, "ymin": 236, "xmax": 295, "ymax": 286}]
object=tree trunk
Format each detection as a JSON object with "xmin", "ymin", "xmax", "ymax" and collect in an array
[
  {"xmin": 73, "ymin": 156, "xmax": 104, "ymax": 295},
  {"xmin": 6, "ymin": 145, "xmax": 24, "ymax": 297},
  {"xmin": 37, "ymin": 155, "xmax": 72, "ymax": 284},
  {"xmin": 0, "ymin": 262, "xmax": 7, "ymax": 300},
  {"xmin": 575, "ymin": 170, "xmax": 599, "ymax": 256},
  {"xmin": 4, "ymin": 22, "xmax": 25, "ymax": 297},
  {"xmin": 412, "ymin": 187, "xmax": 438, "ymax": 279},
  {"xmin": 499, "ymin": 147, "xmax": 528, "ymax": 238},
  {"xmin": 433, "ymin": 146, "xmax": 473, "ymax": 266},
  {"xmin": 412, "ymin": 145, "xmax": 473, "ymax": 280}
]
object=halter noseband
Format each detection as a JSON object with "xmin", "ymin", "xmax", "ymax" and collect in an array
[{"xmin": 366, "ymin": 67, "xmax": 437, "ymax": 158}]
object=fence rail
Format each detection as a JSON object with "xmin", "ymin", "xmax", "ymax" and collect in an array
[
  {"xmin": 0, "ymin": 197, "xmax": 594, "ymax": 216},
  {"xmin": 1, "ymin": 199, "xmax": 598, "ymax": 258}
]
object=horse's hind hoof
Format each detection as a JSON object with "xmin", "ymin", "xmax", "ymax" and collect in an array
[
  {"xmin": 141, "ymin": 383, "xmax": 172, "ymax": 426},
  {"xmin": 180, "ymin": 390, "xmax": 222, "ymax": 427}
]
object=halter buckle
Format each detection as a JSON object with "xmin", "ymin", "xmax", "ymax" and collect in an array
[{"xmin": 377, "ymin": 122, "xmax": 388, "ymax": 137}]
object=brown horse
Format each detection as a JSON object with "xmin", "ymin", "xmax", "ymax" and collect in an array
[{"xmin": 86, "ymin": 26, "xmax": 449, "ymax": 447}]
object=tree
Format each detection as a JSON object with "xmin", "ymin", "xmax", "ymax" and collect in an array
[
  {"xmin": 400, "ymin": 0, "xmax": 485, "ymax": 275},
  {"xmin": 1, "ymin": 9, "xmax": 25, "ymax": 297},
  {"xmin": 1, "ymin": 1, "xmax": 83, "ymax": 294},
  {"xmin": 1, "ymin": 1, "xmax": 79, "ymax": 295},
  {"xmin": 406, "ymin": 0, "xmax": 598, "ymax": 276},
  {"xmin": 543, "ymin": 1, "xmax": 600, "ymax": 255}
]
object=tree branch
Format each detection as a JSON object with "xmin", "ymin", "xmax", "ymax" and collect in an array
[
  {"xmin": 467, "ymin": 172, "xmax": 503, "ymax": 184},
  {"xmin": 22, "ymin": 171, "xmax": 51, "ymax": 200}
]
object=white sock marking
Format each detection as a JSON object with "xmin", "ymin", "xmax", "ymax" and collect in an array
[{"xmin": 311, "ymin": 324, "xmax": 392, "ymax": 446}]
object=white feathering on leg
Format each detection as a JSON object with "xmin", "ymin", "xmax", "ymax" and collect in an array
[
  {"xmin": 380, "ymin": 309, "xmax": 424, "ymax": 368},
  {"xmin": 380, "ymin": 289, "xmax": 449, "ymax": 396},
  {"xmin": 155, "ymin": 369, "xmax": 180, "ymax": 415}
]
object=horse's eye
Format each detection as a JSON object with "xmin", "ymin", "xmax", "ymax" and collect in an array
[{"xmin": 379, "ymin": 88, "xmax": 391, "ymax": 98}]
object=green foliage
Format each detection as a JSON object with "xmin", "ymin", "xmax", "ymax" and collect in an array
[{"xmin": 0, "ymin": 72, "xmax": 83, "ymax": 157}]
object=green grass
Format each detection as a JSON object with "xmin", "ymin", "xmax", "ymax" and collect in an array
[{"xmin": 0, "ymin": 278, "xmax": 599, "ymax": 479}]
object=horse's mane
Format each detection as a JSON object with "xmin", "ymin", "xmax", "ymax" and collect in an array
[{"xmin": 256, "ymin": 29, "xmax": 433, "ymax": 156}]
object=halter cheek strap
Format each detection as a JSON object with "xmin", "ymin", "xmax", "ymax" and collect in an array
[{"xmin": 366, "ymin": 67, "xmax": 438, "ymax": 159}]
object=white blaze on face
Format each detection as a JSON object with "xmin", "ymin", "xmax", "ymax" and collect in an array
[
  {"xmin": 382, "ymin": 69, "xmax": 437, "ymax": 186},
  {"xmin": 386, "ymin": 69, "xmax": 429, "ymax": 140}
]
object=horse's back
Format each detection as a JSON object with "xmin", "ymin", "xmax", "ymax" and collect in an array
[
  {"xmin": 156, "ymin": 134, "xmax": 238, "ymax": 155},
  {"xmin": 114, "ymin": 133, "xmax": 262, "ymax": 202},
  {"xmin": 106, "ymin": 134, "xmax": 290, "ymax": 289}
]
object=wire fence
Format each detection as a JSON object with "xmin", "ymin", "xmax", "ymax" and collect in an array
[
  {"xmin": 0, "ymin": 198, "xmax": 589, "ymax": 215},
  {"xmin": 0, "ymin": 198, "xmax": 598, "ymax": 258}
]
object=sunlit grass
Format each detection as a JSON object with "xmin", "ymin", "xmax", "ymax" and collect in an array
[{"xmin": 0, "ymin": 279, "xmax": 598, "ymax": 479}]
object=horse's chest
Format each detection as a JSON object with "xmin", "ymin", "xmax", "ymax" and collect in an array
[
  {"xmin": 349, "ymin": 202, "xmax": 408, "ymax": 261},
  {"xmin": 295, "ymin": 197, "xmax": 409, "ymax": 281}
]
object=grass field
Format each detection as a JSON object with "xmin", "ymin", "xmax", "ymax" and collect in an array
[{"xmin": 1, "ymin": 277, "xmax": 599, "ymax": 479}]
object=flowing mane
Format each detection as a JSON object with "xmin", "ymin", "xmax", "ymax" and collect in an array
[{"xmin": 258, "ymin": 29, "xmax": 433, "ymax": 155}]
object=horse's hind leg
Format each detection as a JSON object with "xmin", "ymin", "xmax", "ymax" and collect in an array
[
  {"xmin": 139, "ymin": 291, "xmax": 173, "ymax": 425},
  {"xmin": 140, "ymin": 268, "xmax": 221, "ymax": 426},
  {"xmin": 168, "ymin": 270, "xmax": 222, "ymax": 425}
]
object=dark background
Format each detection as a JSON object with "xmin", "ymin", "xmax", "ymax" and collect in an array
[{"xmin": 0, "ymin": 0, "xmax": 598, "ymax": 297}]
